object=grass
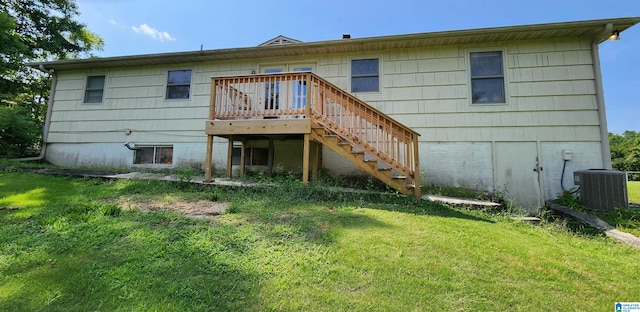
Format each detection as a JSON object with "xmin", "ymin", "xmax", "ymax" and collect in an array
[
  {"xmin": 629, "ymin": 181, "xmax": 640, "ymax": 203},
  {"xmin": 1, "ymin": 172, "xmax": 640, "ymax": 311},
  {"xmin": 422, "ymin": 184, "xmax": 488, "ymax": 200}
]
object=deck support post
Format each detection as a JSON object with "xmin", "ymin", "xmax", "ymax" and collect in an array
[
  {"xmin": 205, "ymin": 78, "xmax": 217, "ymax": 182},
  {"xmin": 312, "ymin": 142, "xmax": 321, "ymax": 180},
  {"xmin": 239, "ymin": 138, "xmax": 247, "ymax": 178},
  {"xmin": 303, "ymin": 133, "xmax": 310, "ymax": 184},
  {"xmin": 226, "ymin": 136, "xmax": 233, "ymax": 178},
  {"xmin": 204, "ymin": 134, "xmax": 214, "ymax": 181},
  {"xmin": 267, "ymin": 138, "xmax": 274, "ymax": 177}
]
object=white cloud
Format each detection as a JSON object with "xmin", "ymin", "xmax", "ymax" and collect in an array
[
  {"xmin": 131, "ymin": 23, "xmax": 176, "ymax": 42},
  {"xmin": 108, "ymin": 19, "xmax": 118, "ymax": 26}
]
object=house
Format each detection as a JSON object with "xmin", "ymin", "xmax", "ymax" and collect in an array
[{"xmin": 29, "ymin": 17, "xmax": 640, "ymax": 208}]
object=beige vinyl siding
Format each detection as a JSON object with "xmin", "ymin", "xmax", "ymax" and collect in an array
[
  {"xmin": 515, "ymin": 94, "xmax": 597, "ymax": 110},
  {"xmin": 399, "ymin": 111, "xmax": 600, "ymax": 128},
  {"xmin": 366, "ymin": 38, "xmax": 600, "ymax": 143},
  {"xmin": 51, "ymin": 119, "xmax": 205, "ymax": 132},
  {"xmin": 47, "ymin": 132, "xmax": 208, "ymax": 144},
  {"xmin": 316, "ymin": 56, "xmax": 347, "ymax": 90},
  {"xmin": 48, "ymin": 62, "xmax": 259, "ymax": 143},
  {"xmin": 50, "ymin": 106, "xmax": 205, "ymax": 121},
  {"xmin": 48, "ymin": 37, "xmax": 600, "ymax": 145}
]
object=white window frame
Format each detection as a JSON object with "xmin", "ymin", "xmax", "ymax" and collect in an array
[
  {"xmin": 466, "ymin": 47, "xmax": 509, "ymax": 105},
  {"xmin": 83, "ymin": 75, "xmax": 106, "ymax": 104},
  {"xmin": 257, "ymin": 61, "xmax": 317, "ymax": 73},
  {"xmin": 165, "ymin": 69, "xmax": 192, "ymax": 100},
  {"xmin": 349, "ymin": 56, "xmax": 382, "ymax": 94},
  {"xmin": 133, "ymin": 145, "xmax": 174, "ymax": 166}
]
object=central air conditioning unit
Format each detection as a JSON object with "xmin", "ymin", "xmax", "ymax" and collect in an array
[{"xmin": 573, "ymin": 169, "xmax": 628, "ymax": 211}]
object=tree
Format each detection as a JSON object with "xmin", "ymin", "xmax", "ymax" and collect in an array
[
  {"xmin": 610, "ymin": 131, "xmax": 640, "ymax": 180},
  {"xmin": 0, "ymin": 11, "xmax": 27, "ymax": 99},
  {"xmin": 0, "ymin": 0, "xmax": 103, "ymax": 157},
  {"xmin": 1, "ymin": 0, "xmax": 104, "ymax": 60}
]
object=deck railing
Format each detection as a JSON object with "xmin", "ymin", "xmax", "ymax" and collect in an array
[
  {"xmin": 211, "ymin": 73, "xmax": 310, "ymax": 120},
  {"xmin": 211, "ymin": 72, "xmax": 421, "ymax": 183}
]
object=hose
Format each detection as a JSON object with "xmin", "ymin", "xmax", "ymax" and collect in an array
[{"xmin": 561, "ymin": 159, "xmax": 568, "ymax": 192}]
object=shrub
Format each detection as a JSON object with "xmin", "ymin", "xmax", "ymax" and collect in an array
[{"xmin": 0, "ymin": 106, "xmax": 42, "ymax": 158}]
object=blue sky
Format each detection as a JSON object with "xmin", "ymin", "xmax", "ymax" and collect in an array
[{"xmin": 75, "ymin": 0, "xmax": 640, "ymax": 134}]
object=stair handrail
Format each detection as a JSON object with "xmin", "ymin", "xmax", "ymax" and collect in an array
[{"xmin": 306, "ymin": 73, "xmax": 420, "ymax": 181}]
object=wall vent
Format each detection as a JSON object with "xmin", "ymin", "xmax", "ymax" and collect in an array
[{"xmin": 573, "ymin": 169, "xmax": 628, "ymax": 211}]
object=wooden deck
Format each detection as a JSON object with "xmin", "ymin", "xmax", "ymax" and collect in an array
[
  {"xmin": 204, "ymin": 72, "xmax": 421, "ymax": 197},
  {"xmin": 205, "ymin": 119, "xmax": 311, "ymax": 136}
]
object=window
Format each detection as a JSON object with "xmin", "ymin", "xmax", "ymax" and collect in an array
[
  {"xmin": 293, "ymin": 67, "xmax": 312, "ymax": 109},
  {"xmin": 351, "ymin": 58, "xmax": 379, "ymax": 92},
  {"xmin": 469, "ymin": 51, "xmax": 505, "ymax": 104},
  {"xmin": 84, "ymin": 75, "xmax": 105, "ymax": 103},
  {"xmin": 231, "ymin": 147, "xmax": 268, "ymax": 166},
  {"xmin": 166, "ymin": 70, "xmax": 191, "ymax": 99},
  {"xmin": 134, "ymin": 146, "xmax": 173, "ymax": 164},
  {"xmin": 264, "ymin": 69, "xmax": 281, "ymax": 111}
]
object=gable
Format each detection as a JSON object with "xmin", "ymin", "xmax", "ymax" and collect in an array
[{"xmin": 258, "ymin": 35, "xmax": 302, "ymax": 46}]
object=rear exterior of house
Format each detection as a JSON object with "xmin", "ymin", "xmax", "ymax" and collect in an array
[{"xmin": 31, "ymin": 18, "xmax": 640, "ymax": 208}]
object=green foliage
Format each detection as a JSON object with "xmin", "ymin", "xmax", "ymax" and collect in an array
[
  {"xmin": 553, "ymin": 191, "xmax": 586, "ymax": 210},
  {"xmin": 0, "ymin": 106, "xmax": 42, "ymax": 157},
  {"xmin": 0, "ymin": 0, "xmax": 104, "ymax": 154},
  {"xmin": 548, "ymin": 189, "xmax": 640, "ymax": 237},
  {"xmin": 610, "ymin": 131, "xmax": 640, "ymax": 180},
  {"xmin": 0, "ymin": 12, "xmax": 26, "ymax": 94},
  {"xmin": 1, "ymin": 0, "xmax": 104, "ymax": 97},
  {"xmin": 591, "ymin": 206, "xmax": 640, "ymax": 238},
  {"xmin": 0, "ymin": 0, "xmax": 104, "ymax": 61},
  {"xmin": 177, "ymin": 166, "xmax": 195, "ymax": 184}
]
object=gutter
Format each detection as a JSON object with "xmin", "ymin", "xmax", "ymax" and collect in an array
[
  {"xmin": 13, "ymin": 65, "xmax": 57, "ymax": 162},
  {"xmin": 591, "ymin": 23, "xmax": 613, "ymax": 169}
]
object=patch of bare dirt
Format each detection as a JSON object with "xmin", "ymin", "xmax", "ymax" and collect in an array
[{"xmin": 122, "ymin": 199, "xmax": 229, "ymax": 218}]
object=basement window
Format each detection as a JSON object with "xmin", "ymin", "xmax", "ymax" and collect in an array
[
  {"xmin": 84, "ymin": 75, "xmax": 105, "ymax": 103},
  {"xmin": 231, "ymin": 147, "xmax": 268, "ymax": 166},
  {"xmin": 469, "ymin": 51, "xmax": 506, "ymax": 104},
  {"xmin": 166, "ymin": 70, "xmax": 192, "ymax": 99},
  {"xmin": 134, "ymin": 146, "xmax": 173, "ymax": 164}
]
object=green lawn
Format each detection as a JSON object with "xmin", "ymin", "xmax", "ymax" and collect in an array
[
  {"xmin": 1, "ymin": 172, "xmax": 639, "ymax": 311},
  {"xmin": 629, "ymin": 181, "xmax": 640, "ymax": 203}
]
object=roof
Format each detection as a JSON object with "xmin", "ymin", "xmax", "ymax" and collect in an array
[{"xmin": 29, "ymin": 17, "xmax": 640, "ymax": 72}]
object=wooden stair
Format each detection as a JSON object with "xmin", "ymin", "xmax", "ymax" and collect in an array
[
  {"xmin": 310, "ymin": 127, "xmax": 416, "ymax": 195},
  {"xmin": 206, "ymin": 71, "xmax": 421, "ymax": 198}
]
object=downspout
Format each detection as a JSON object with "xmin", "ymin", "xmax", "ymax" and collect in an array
[
  {"xmin": 592, "ymin": 23, "xmax": 613, "ymax": 169},
  {"xmin": 13, "ymin": 64, "xmax": 57, "ymax": 162}
]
